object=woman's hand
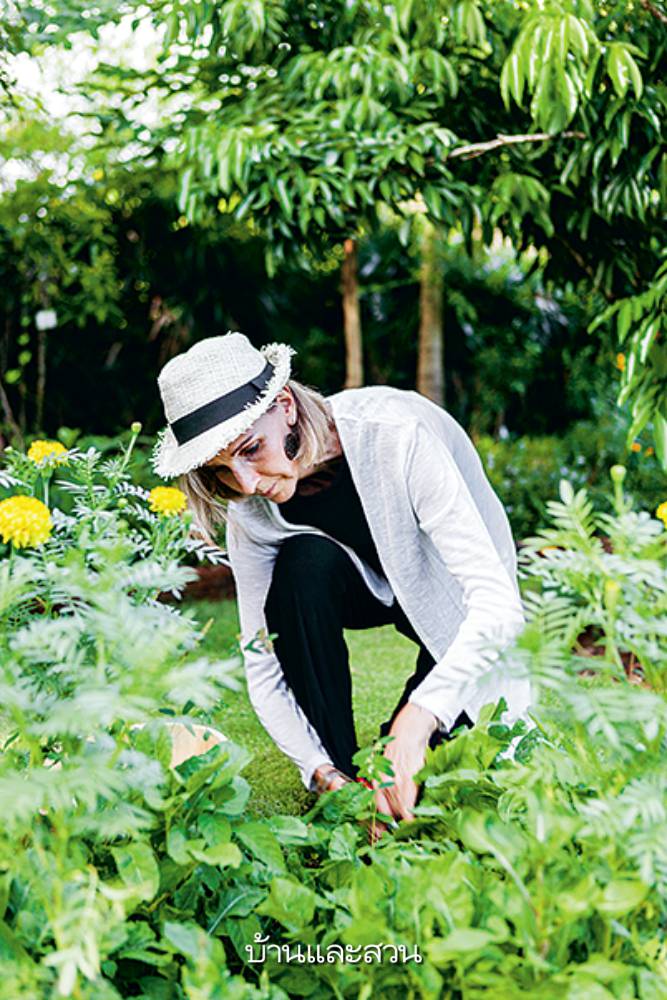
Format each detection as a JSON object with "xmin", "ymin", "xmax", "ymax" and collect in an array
[
  {"xmin": 312, "ymin": 764, "xmax": 349, "ymax": 794},
  {"xmin": 314, "ymin": 763, "xmax": 390, "ymax": 845},
  {"xmin": 373, "ymin": 703, "xmax": 438, "ymax": 823}
]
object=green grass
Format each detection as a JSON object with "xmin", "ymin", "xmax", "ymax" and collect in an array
[{"xmin": 184, "ymin": 598, "xmax": 423, "ymax": 818}]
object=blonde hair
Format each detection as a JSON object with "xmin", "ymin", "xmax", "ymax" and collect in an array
[{"xmin": 180, "ymin": 379, "xmax": 334, "ymax": 545}]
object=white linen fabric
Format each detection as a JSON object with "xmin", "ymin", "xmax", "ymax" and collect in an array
[{"xmin": 224, "ymin": 386, "xmax": 531, "ymax": 791}]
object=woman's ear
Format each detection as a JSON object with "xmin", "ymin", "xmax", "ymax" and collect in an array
[{"xmin": 275, "ymin": 387, "xmax": 297, "ymax": 425}]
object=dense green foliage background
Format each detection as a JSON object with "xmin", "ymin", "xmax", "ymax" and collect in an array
[{"xmin": 1, "ymin": 0, "xmax": 665, "ymax": 463}]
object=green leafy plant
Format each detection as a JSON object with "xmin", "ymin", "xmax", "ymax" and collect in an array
[{"xmin": 2, "ymin": 433, "xmax": 667, "ymax": 999}]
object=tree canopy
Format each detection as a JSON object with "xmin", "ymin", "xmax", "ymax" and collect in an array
[{"xmin": 1, "ymin": 0, "xmax": 665, "ymax": 458}]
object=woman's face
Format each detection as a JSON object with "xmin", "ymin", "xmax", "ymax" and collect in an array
[{"xmin": 203, "ymin": 389, "xmax": 300, "ymax": 503}]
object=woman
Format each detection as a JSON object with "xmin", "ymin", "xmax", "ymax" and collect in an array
[{"xmin": 153, "ymin": 332, "xmax": 530, "ymax": 824}]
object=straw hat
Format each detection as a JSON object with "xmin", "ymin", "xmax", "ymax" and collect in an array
[{"xmin": 152, "ymin": 332, "xmax": 294, "ymax": 479}]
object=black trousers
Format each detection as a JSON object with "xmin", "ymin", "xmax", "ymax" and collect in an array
[{"xmin": 264, "ymin": 534, "xmax": 472, "ymax": 779}]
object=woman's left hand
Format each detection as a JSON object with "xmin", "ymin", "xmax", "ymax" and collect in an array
[{"xmin": 373, "ymin": 703, "xmax": 439, "ymax": 823}]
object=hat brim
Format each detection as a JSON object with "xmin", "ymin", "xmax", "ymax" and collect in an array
[{"xmin": 151, "ymin": 342, "xmax": 294, "ymax": 479}]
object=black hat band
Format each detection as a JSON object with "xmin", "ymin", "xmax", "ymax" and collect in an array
[{"xmin": 170, "ymin": 360, "xmax": 275, "ymax": 446}]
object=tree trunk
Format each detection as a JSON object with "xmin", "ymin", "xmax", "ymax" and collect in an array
[
  {"xmin": 416, "ymin": 221, "xmax": 444, "ymax": 405},
  {"xmin": 341, "ymin": 238, "xmax": 363, "ymax": 388},
  {"xmin": 36, "ymin": 327, "xmax": 46, "ymax": 431},
  {"xmin": 0, "ymin": 379, "xmax": 23, "ymax": 449},
  {"xmin": 0, "ymin": 318, "xmax": 24, "ymax": 448}
]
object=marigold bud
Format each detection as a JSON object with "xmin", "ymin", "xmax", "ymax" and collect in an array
[
  {"xmin": 610, "ymin": 465, "xmax": 626, "ymax": 485},
  {"xmin": 130, "ymin": 421, "xmax": 142, "ymax": 435},
  {"xmin": 604, "ymin": 579, "xmax": 621, "ymax": 613}
]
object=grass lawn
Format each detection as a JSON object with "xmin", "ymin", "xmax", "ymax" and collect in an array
[{"xmin": 183, "ymin": 598, "xmax": 424, "ymax": 818}]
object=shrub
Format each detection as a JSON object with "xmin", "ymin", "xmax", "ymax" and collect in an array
[
  {"xmin": 478, "ymin": 410, "xmax": 665, "ymax": 539},
  {"xmin": 1, "ymin": 435, "xmax": 666, "ymax": 999}
]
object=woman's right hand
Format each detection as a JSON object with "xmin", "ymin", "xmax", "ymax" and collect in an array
[{"xmin": 314, "ymin": 765, "xmax": 390, "ymax": 844}]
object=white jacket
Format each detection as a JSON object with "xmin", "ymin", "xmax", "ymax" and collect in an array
[{"xmin": 225, "ymin": 386, "xmax": 531, "ymax": 790}]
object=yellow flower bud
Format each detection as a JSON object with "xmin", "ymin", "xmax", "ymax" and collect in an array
[{"xmin": 604, "ymin": 579, "xmax": 621, "ymax": 613}]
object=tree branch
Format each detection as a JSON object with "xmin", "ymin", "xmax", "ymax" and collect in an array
[
  {"xmin": 554, "ymin": 234, "xmax": 616, "ymax": 303},
  {"xmin": 448, "ymin": 130, "xmax": 586, "ymax": 161},
  {"xmin": 640, "ymin": 0, "xmax": 667, "ymax": 25}
]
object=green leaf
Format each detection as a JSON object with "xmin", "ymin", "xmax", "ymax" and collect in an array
[
  {"xmin": 166, "ymin": 826, "xmax": 191, "ymax": 865},
  {"xmin": 112, "ymin": 843, "xmax": 160, "ymax": 902},
  {"xmin": 653, "ymin": 413, "xmax": 667, "ymax": 470},
  {"xmin": 567, "ymin": 15, "xmax": 589, "ymax": 58},
  {"xmin": 189, "ymin": 842, "xmax": 243, "ymax": 868},
  {"xmin": 198, "ymin": 813, "xmax": 232, "ymax": 847},
  {"xmin": 625, "ymin": 50, "xmax": 643, "ymax": 98},
  {"xmin": 607, "ymin": 45, "xmax": 630, "ymax": 98},
  {"xmin": 557, "ymin": 16, "xmax": 569, "ymax": 63},
  {"xmin": 217, "ymin": 146, "xmax": 231, "ymax": 193},
  {"xmin": 596, "ymin": 879, "xmax": 649, "ymax": 917},
  {"xmin": 235, "ymin": 821, "xmax": 286, "ymax": 873},
  {"xmin": 616, "ymin": 301, "xmax": 633, "ymax": 343},
  {"xmin": 396, "ymin": 0, "xmax": 414, "ymax": 33},
  {"xmin": 428, "ymin": 928, "xmax": 496, "ymax": 964},
  {"xmin": 574, "ymin": 955, "xmax": 642, "ymax": 983},
  {"xmin": 0, "ymin": 920, "xmax": 31, "ymax": 962},
  {"xmin": 268, "ymin": 816, "xmax": 314, "ymax": 845},
  {"xmin": 559, "ymin": 480, "xmax": 575, "ymax": 504},
  {"xmin": 177, "ymin": 168, "xmax": 193, "ymax": 214},
  {"xmin": 555, "ymin": 876, "xmax": 599, "ymax": 918},
  {"xmin": 163, "ymin": 921, "xmax": 207, "ymax": 961},
  {"xmin": 257, "ymin": 876, "xmax": 316, "ymax": 932},
  {"xmin": 501, "ymin": 51, "xmax": 524, "ymax": 108}
]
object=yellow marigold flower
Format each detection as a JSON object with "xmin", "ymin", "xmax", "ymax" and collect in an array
[
  {"xmin": 656, "ymin": 502, "xmax": 667, "ymax": 528},
  {"xmin": 615, "ymin": 353, "xmax": 626, "ymax": 371},
  {"xmin": 646, "ymin": 447, "xmax": 654, "ymax": 456},
  {"xmin": 27, "ymin": 439, "xmax": 68, "ymax": 466},
  {"xmin": 148, "ymin": 486, "xmax": 187, "ymax": 517},
  {"xmin": 0, "ymin": 495, "xmax": 52, "ymax": 549},
  {"xmin": 630, "ymin": 441, "xmax": 642, "ymax": 453}
]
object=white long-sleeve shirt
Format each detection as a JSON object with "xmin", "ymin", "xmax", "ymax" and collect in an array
[{"xmin": 225, "ymin": 386, "xmax": 531, "ymax": 790}]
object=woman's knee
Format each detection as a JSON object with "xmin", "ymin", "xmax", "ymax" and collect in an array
[
  {"xmin": 264, "ymin": 534, "xmax": 350, "ymax": 620},
  {"xmin": 273, "ymin": 533, "xmax": 349, "ymax": 582}
]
